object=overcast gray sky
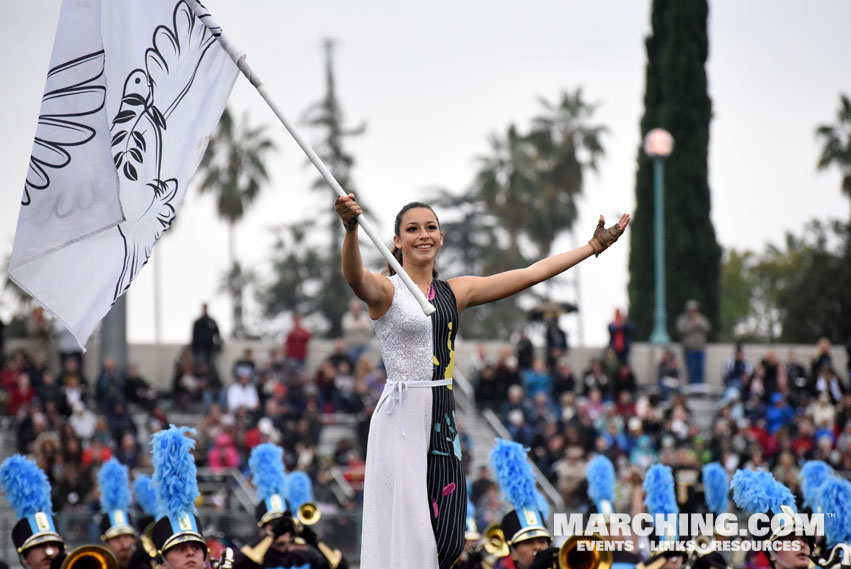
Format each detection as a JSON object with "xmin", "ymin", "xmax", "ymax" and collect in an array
[{"xmin": 1, "ymin": 1, "xmax": 849, "ymax": 347}]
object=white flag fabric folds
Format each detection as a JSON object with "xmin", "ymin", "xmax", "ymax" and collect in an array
[{"xmin": 10, "ymin": 0, "xmax": 238, "ymax": 349}]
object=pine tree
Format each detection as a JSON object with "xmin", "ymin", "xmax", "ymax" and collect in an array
[{"xmin": 628, "ymin": 0, "xmax": 721, "ymax": 341}]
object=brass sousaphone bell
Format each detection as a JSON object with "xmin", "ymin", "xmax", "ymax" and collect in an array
[
  {"xmin": 557, "ymin": 534, "xmax": 614, "ymax": 569},
  {"xmin": 60, "ymin": 545, "xmax": 119, "ymax": 569}
]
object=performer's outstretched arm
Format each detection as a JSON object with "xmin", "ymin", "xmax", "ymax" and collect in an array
[{"xmin": 449, "ymin": 213, "xmax": 629, "ymax": 313}]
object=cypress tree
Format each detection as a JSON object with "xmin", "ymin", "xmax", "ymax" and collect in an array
[{"xmin": 628, "ymin": 0, "xmax": 721, "ymax": 341}]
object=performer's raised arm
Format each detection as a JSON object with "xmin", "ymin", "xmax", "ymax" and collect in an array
[{"xmin": 335, "ymin": 194, "xmax": 394, "ymax": 318}]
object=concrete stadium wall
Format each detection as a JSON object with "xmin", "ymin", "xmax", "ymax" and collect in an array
[{"xmin": 60, "ymin": 338, "xmax": 849, "ymax": 394}]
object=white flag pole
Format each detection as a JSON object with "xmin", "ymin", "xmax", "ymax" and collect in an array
[{"xmin": 185, "ymin": 1, "xmax": 436, "ymax": 316}]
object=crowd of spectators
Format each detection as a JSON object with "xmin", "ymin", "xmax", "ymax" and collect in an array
[
  {"xmin": 2, "ymin": 302, "xmax": 851, "ymax": 554},
  {"xmin": 467, "ymin": 317, "xmax": 851, "ymax": 534}
]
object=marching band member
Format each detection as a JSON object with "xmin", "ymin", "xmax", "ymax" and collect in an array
[
  {"xmin": 490, "ymin": 438, "xmax": 555, "ymax": 569},
  {"xmin": 800, "ymin": 461, "xmax": 835, "ymax": 562},
  {"xmin": 816, "ymin": 476, "xmax": 851, "ymax": 569},
  {"xmin": 149, "ymin": 426, "xmax": 211, "ymax": 569},
  {"xmin": 133, "ymin": 474, "xmax": 164, "ymax": 567},
  {"xmin": 235, "ymin": 443, "xmax": 347, "ymax": 569},
  {"xmin": 690, "ymin": 462, "xmax": 730, "ymax": 569},
  {"xmin": 636, "ymin": 465, "xmax": 684, "ymax": 569},
  {"xmin": 587, "ymin": 455, "xmax": 642, "ymax": 569},
  {"xmin": 0, "ymin": 455, "xmax": 68, "ymax": 569},
  {"xmin": 98, "ymin": 458, "xmax": 151, "ymax": 569},
  {"xmin": 286, "ymin": 471, "xmax": 348, "ymax": 569},
  {"xmin": 731, "ymin": 469, "xmax": 813, "ymax": 569}
]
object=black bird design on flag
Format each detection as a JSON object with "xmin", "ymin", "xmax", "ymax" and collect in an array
[
  {"xmin": 24, "ymin": 51, "xmax": 107, "ymax": 209},
  {"xmin": 110, "ymin": 0, "xmax": 221, "ymax": 299}
]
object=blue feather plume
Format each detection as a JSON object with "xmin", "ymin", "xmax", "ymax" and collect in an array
[
  {"xmin": 286, "ymin": 472, "xmax": 313, "ymax": 512},
  {"xmin": 0, "ymin": 455, "xmax": 53, "ymax": 518},
  {"xmin": 489, "ymin": 438, "xmax": 544, "ymax": 513},
  {"xmin": 702, "ymin": 463, "xmax": 729, "ymax": 515},
  {"xmin": 152, "ymin": 425, "xmax": 199, "ymax": 519},
  {"xmin": 586, "ymin": 455, "xmax": 616, "ymax": 512},
  {"xmin": 133, "ymin": 475, "xmax": 162, "ymax": 519},
  {"xmin": 99, "ymin": 458, "xmax": 131, "ymax": 514},
  {"xmin": 820, "ymin": 477, "xmax": 851, "ymax": 548},
  {"xmin": 731, "ymin": 469, "xmax": 796, "ymax": 516},
  {"xmin": 801, "ymin": 461, "xmax": 833, "ymax": 510},
  {"xmin": 644, "ymin": 465, "xmax": 679, "ymax": 517},
  {"xmin": 248, "ymin": 443, "xmax": 287, "ymax": 501}
]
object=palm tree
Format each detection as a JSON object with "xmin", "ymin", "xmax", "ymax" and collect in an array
[
  {"xmin": 816, "ymin": 93, "xmax": 851, "ymax": 214},
  {"xmin": 472, "ymin": 124, "xmax": 537, "ymax": 271},
  {"xmin": 526, "ymin": 88, "xmax": 607, "ymax": 257},
  {"xmin": 197, "ymin": 107, "xmax": 277, "ymax": 338}
]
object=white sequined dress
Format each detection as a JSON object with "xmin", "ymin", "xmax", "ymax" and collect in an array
[{"xmin": 359, "ymin": 275, "xmax": 466, "ymax": 569}]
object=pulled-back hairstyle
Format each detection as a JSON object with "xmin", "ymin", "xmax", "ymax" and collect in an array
[{"xmin": 385, "ymin": 202, "xmax": 440, "ymax": 277}]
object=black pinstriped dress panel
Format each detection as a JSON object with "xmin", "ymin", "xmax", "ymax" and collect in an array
[{"xmin": 426, "ymin": 279, "xmax": 467, "ymax": 569}]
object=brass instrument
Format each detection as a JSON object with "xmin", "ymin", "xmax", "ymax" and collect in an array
[
  {"xmin": 558, "ymin": 534, "xmax": 613, "ymax": 569},
  {"xmin": 296, "ymin": 503, "xmax": 321, "ymax": 526},
  {"xmin": 683, "ymin": 535, "xmax": 715, "ymax": 569},
  {"xmin": 477, "ymin": 525, "xmax": 612, "ymax": 569},
  {"xmin": 60, "ymin": 545, "xmax": 119, "ymax": 569},
  {"xmin": 210, "ymin": 547, "xmax": 234, "ymax": 569},
  {"xmin": 140, "ymin": 522, "xmax": 162, "ymax": 569},
  {"xmin": 818, "ymin": 543, "xmax": 851, "ymax": 569},
  {"xmin": 481, "ymin": 523, "xmax": 510, "ymax": 558}
]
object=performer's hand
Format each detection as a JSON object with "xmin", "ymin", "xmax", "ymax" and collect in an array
[
  {"xmin": 271, "ymin": 515, "xmax": 295, "ymax": 538},
  {"xmin": 335, "ymin": 193, "xmax": 361, "ymax": 232},
  {"xmin": 298, "ymin": 524, "xmax": 319, "ymax": 546},
  {"xmin": 527, "ymin": 547, "xmax": 560, "ymax": 569},
  {"xmin": 588, "ymin": 213, "xmax": 630, "ymax": 256}
]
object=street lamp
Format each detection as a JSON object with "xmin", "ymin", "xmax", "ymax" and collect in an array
[{"xmin": 644, "ymin": 128, "xmax": 674, "ymax": 345}]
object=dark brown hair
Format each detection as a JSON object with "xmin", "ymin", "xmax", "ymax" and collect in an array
[{"xmin": 384, "ymin": 202, "xmax": 440, "ymax": 277}]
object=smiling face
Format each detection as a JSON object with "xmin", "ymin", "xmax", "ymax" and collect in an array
[{"xmin": 393, "ymin": 207, "xmax": 443, "ymax": 268}]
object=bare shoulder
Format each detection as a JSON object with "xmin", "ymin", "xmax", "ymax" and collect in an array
[{"xmin": 447, "ymin": 275, "xmax": 483, "ymax": 313}]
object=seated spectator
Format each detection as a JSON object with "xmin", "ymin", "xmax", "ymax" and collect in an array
[
  {"xmin": 313, "ymin": 360, "xmax": 340, "ymax": 414},
  {"xmin": 114, "ymin": 432, "xmax": 141, "ymax": 469},
  {"xmin": 765, "ymin": 393, "xmax": 795, "ymax": 434},
  {"xmin": 7, "ymin": 373, "xmax": 35, "ymax": 416},
  {"xmin": 657, "ymin": 348, "xmax": 681, "ymax": 400},
  {"xmin": 124, "ymin": 363, "xmax": 156, "ymax": 412},
  {"xmin": 523, "ymin": 358, "xmax": 553, "ymax": 400},
  {"xmin": 474, "ymin": 365, "xmax": 501, "ymax": 411},
  {"xmin": 342, "ymin": 300, "xmax": 373, "ymax": 364},
  {"xmin": 814, "ymin": 366, "xmax": 846, "ymax": 404},
  {"xmin": 552, "ymin": 360, "xmax": 576, "ymax": 401},
  {"xmin": 582, "ymin": 359, "xmax": 610, "ymax": 399},
  {"xmin": 612, "ymin": 364, "xmax": 637, "ymax": 399},
  {"xmin": 69, "ymin": 401, "xmax": 97, "ymax": 441},
  {"xmin": 811, "ymin": 337, "xmax": 833, "ymax": 378},
  {"xmin": 108, "ymin": 402, "xmax": 137, "ymax": 445},
  {"xmin": 227, "ymin": 368, "xmax": 260, "ymax": 415},
  {"xmin": 494, "ymin": 351, "xmax": 522, "ymax": 395},
  {"xmin": 500, "ymin": 385, "xmax": 528, "ymax": 425},
  {"xmin": 95, "ymin": 357, "xmax": 126, "ymax": 413},
  {"xmin": 722, "ymin": 343, "xmax": 752, "ymax": 392},
  {"xmin": 207, "ymin": 433, "xmax": 240, "ymax": 471}
]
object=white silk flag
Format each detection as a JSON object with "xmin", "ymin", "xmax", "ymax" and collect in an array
[{"xmin": 10, "ymin": 0, "xmax": 238, "ymax": 349}]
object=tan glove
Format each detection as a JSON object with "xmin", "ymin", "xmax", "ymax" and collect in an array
[{"xmin": 588, "ymin": 216, "xmax": 625, "ymax": 256}]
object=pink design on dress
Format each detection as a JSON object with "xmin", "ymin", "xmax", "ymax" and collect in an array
[
  {"xmin": 431, "ymin": 498, "xmax": 439, "ymax": 517},
  {"xmin": 442, "ymin": 483, "xmax": 456, "ymax": 496},
  {"xmin": 428, "ymin": 284, "xmax": 435, "ymax": 301}
]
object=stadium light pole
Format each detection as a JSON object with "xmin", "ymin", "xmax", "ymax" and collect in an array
[{"xmin": 644, "ymin": 128, "xmax": 674, "ymax": 345}]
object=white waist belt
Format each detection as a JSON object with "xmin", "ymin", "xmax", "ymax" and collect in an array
[{"xmin": 377, "ymin": 379, "xmax": 453, "ymax": 436}]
